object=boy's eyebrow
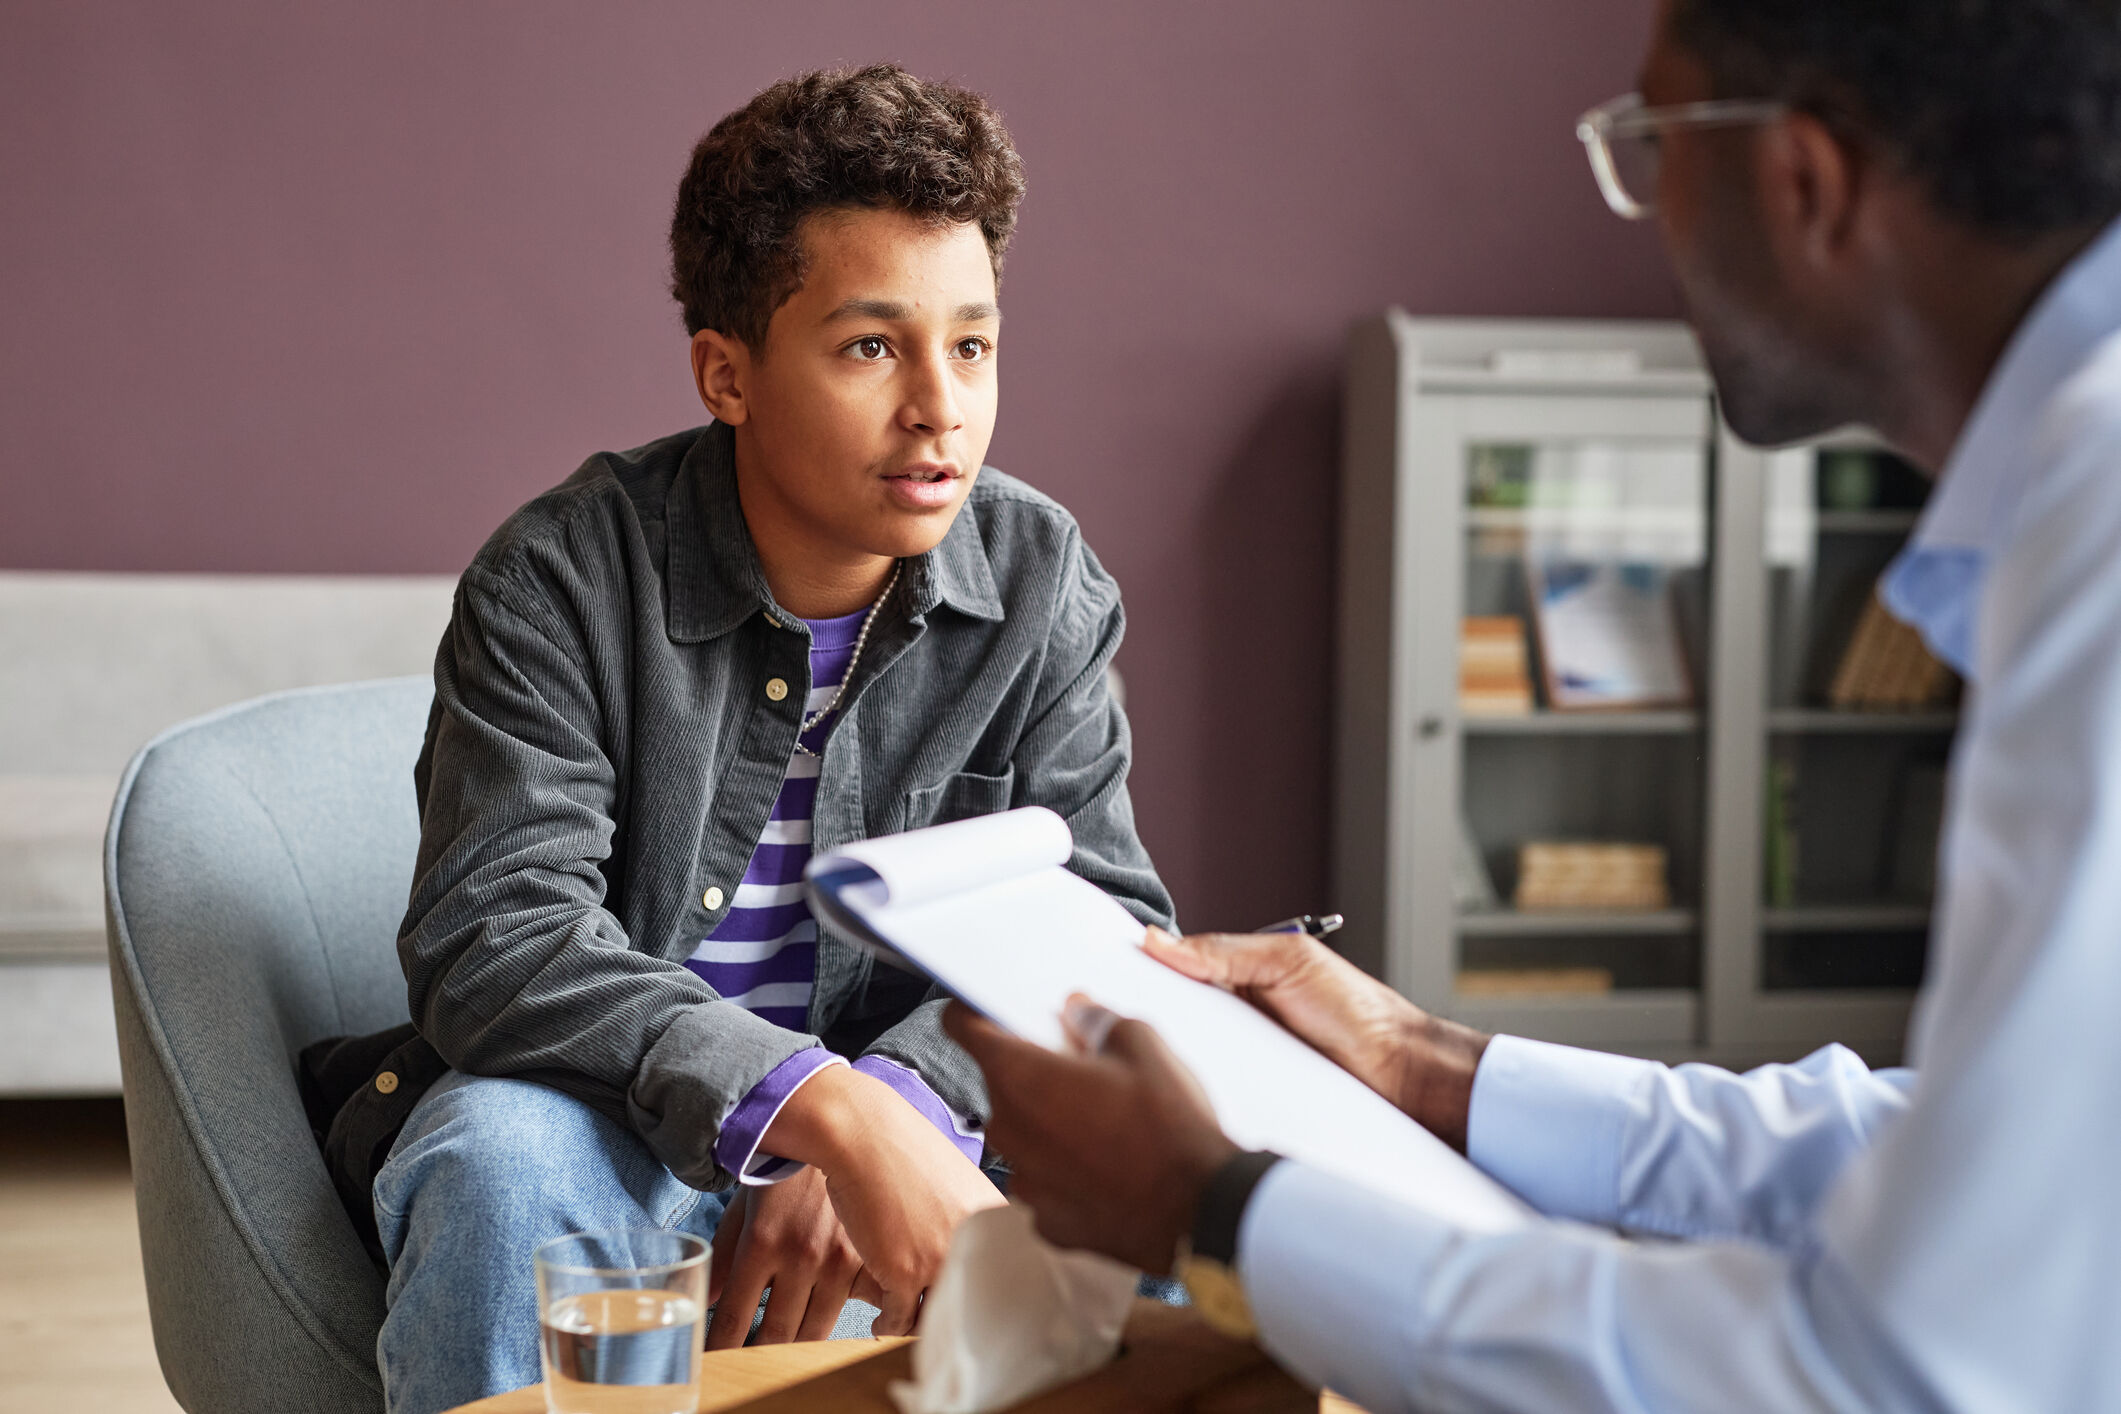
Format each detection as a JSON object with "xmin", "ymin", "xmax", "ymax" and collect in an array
[{"xmin": 823, "ymin": 297, "xmax": 1002, "ymax": 323}]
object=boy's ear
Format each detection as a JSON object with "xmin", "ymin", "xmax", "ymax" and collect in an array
[{"xmin": 691, "ymin": 328, "xmax": 750, "ymax": 426}]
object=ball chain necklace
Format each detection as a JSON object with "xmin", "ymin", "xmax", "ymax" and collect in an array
[{"xmin": 791, "ymin": 560, "xmax": 902, "ymax": 758}]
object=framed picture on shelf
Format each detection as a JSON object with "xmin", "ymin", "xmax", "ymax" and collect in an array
[{"xmin": 1525, "ymin": 558, "xmax": 1695, "ymax": 710}]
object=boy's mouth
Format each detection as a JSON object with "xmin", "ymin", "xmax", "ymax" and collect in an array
[
  {"xmin": 882, "ymin": 462, "xmax": 963, "ymax": 509},
  {"xmin": 891, "ymin": 462, "xmax": 957, "ymax": 484}
]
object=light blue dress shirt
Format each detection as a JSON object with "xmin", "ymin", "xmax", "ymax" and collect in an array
[{"xmin": 1236, "ymin": 218, "xmax": 2121, "ymax": 1412}]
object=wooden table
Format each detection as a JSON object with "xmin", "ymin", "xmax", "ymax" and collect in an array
[{"xmin": 448, "ymin": 1300, "xmax": 1367, "ymax": 1413}]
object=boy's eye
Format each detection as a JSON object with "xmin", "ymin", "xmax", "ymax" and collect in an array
[
  {"xmin": 954, "ymin": 337, "xmax": 992, "ymax": 362},
  {"xmin": 851, "ymin": 336, "xmax": 890, "ymax": 360}
]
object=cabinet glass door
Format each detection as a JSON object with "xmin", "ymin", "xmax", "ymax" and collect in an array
[
  {"xmin": 1758, "ymin": 443, "xmax": 1952, "ymax": 992},
  {"xmin": 1450, "ymin": 430, "xmax": 1711, "ymax": 1041}
]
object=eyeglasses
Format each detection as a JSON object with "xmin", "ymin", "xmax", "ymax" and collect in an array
[{"xmin": 1576, "ymin": 92, "xmax": 1789, "ymax": 220}]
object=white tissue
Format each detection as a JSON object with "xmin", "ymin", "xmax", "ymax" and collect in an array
[{"xmin": 889, "ymin": 1202, "xmax": 1140, "ymax": 1414}]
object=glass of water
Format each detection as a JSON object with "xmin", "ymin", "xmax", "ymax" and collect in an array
[{"xmin": 535, "ymin": 1229, "xmax": 708, "ymax": 1414}]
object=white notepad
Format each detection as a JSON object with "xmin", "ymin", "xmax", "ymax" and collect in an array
[{"xmin": 807, "ymin": 807, "xmax": 1529, "ymax": 1233}]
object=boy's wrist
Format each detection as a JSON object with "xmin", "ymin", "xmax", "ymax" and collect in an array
[{"xmin": 759, "ymin": 1064, "xmax": 898, "ymax": 1173}]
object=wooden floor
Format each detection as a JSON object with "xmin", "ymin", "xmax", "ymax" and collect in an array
[{"xmin": 0, "ymin": 1097, "xmax": 184, "ymax": 1414}]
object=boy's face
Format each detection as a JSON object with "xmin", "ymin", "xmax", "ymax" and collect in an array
[{"xmin": 696, "ymin": 207, "xmax": 1001, "ymax": 571}]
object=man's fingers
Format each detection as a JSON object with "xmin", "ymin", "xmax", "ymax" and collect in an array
[
  {"xmin": 1059, "ymin": 995, "xmax": 1119, "ymax": 1054},
  {"xmin": 1098, "ymin": 1013, "xmax": 1165, "ymax": 1061},
  {"xmin": 1141, "ymin": 925, "xmax": 1222, "ymax": 982},
  {"xmin": 1146, "ymin": 928, "xmax": 1308, "ymax": 993}
]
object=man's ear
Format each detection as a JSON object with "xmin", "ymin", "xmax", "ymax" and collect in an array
[
  {"xmin": 691, "ymin": 328, "xmax": 751, "ymax": 426},
  {"xmin": 1756, "ymin": 110, "xmax": 1865, "ymax": 276}
]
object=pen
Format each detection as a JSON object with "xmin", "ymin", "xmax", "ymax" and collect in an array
[{"xmin": 1258, "ymin": 912, "xmax": 1344, "ymax": 938}]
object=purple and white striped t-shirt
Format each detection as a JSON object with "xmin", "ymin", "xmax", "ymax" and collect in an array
[
  {"xmin": 687, "ymin": 605, "xmax": 985, "ymax": 1183},
  {"xmin": 681, "ymin": 606, "xmax": 861, "ymax": 1027}
]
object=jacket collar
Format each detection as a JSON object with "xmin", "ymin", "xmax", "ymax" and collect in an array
[{"xmin": 665, "ymin": 422, "xmax": 1004, "ymax": 642}]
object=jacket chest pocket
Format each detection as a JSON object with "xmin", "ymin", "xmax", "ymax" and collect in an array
[{"xmin": 899, "ymin": 765, "xmax": 1017, "ymax": 833}]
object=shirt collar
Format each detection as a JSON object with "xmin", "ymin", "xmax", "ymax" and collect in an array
[
  {"xmin": 664, "ymin": 422, "xmax": 1005, "ymax": 643},
  {"xmin": 1882, "ymin": 215, "xmax": 2121, "ymax": 675}
]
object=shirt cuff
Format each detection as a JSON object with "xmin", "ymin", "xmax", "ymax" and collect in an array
[
  {"xmin": 1237, "ymin": 1160, "xmax": 1458, "ymax": 1405},
  {"xmin": 852, "ymin": 1053, "xmax": 985, "ymax": 1167},
  {"xmin": 1466, "ymin": 1033, "xmax": 1657, "ymax": 1225},
  {"xmin": 714, "ymin": 1048, "xmax": 848, "ymax": 1186}
]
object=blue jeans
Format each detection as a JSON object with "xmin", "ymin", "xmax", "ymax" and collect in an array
[{"xmin": 373, "ymin": 1070, "xmax": 877, "ymax": 1414}]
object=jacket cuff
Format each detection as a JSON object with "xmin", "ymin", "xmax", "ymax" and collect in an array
[
  {"xmin": 852, "ymin": 1054, "xmax": 985, "ymax": 1166},
  {"xmin": 624, "ymin": 1000, "xmax": 824, "ymax": 1189}
]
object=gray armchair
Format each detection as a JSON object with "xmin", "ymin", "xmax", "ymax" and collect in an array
[{"xmin": 106, "ymin": 678, "xmax": 432, "ymax": 1413}]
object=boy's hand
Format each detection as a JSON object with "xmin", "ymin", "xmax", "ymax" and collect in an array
[
  {"xmin": 760, "ymin": 1065, "xmax": 1004, "ymax": 1336},
  {"xmin": 706, "ymin": 1166, "xmax": 865, "ymax": 1348},
  {"xmin": 1143, "ymin": 926, "xmax": 1491, "ymax": 1152}
]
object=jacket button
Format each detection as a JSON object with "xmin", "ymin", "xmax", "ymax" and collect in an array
[
  {"xmin": 765, "ymin": 678, "xmax": 789, "ymax": 702},
  {"xmin": 703, "ymin": 886, "xmax": 724, "ymax": 911},
  {"xmin": 375, "ymin": 1071, "xmax": 399, "ymax": 1095}
]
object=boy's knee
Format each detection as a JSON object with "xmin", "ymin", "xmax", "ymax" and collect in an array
[{"xmin": 376, "ymin": 1074, "xmax": 657, "ymax": 1248}]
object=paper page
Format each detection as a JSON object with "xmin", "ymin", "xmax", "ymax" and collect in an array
[
  {"xmin": 830, "ymin": 806, "xmax": 1073, "ymax": 910},
  {"xmin": 829, "ymin": 860, "xmax": 1529, "ymax": 1235}
]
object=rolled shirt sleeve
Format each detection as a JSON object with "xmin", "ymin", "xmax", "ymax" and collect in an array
[
  {"xmin": 713, "ymin": 1048, "xmax": 850, "ymax": 1185},
  {"xmin": 1471, "ymin": 1035, "xmax": 1914, "ymax": 1246},
  {"xmin": 851, "ymin": 1053, "xmax": 986, "ymax": 1167}
]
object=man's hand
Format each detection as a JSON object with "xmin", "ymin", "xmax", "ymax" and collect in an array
[
  {"xmin": 942, "ymin": 997, "xmax": 1239, "ymax": 1274},
  {"xmin": 1144, "ymin": 926, "xmax": 1491, "ymax": 1152},
  {"xmin": 758, "ymin": 1066, "xmax": 1004, "ymax": 1337},
  {"xmin": 706, "ymin": 1166, "xmax": 863, "ymax": 1348}
]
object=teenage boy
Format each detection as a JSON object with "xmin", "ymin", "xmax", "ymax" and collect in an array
[{"xmin": 372, "ymin": 65, "xmax": 1173, "ymax": 1414}]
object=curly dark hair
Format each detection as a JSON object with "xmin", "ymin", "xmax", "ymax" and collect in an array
[
  {"xmin": 1674, "ymin": 0, "xmax": 2121, "ymax": 237},
  {"xmin": 669, "ymin": 64, "xmax": 1026, "ymax": 346}
]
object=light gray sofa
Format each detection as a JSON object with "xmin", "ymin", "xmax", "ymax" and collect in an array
[
  {"xmin": 4, "ymin": 570, "xmax": 453, "ymax": 1096},
  {"xmin": 106, "ymin": 677, "xmax": 432, "ymax": 1413}
]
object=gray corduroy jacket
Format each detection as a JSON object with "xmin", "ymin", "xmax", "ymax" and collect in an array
[{"xmin": 398, "ymin": 422, "xmax": 1173, "ymax": 1191}]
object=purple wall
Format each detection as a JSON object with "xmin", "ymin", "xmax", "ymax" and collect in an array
[{"xmin": 1, "ymin": 1, "xmax": 1677, "ymax": 928}]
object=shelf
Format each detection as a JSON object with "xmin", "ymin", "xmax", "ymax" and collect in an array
[
  {"xmin": 1464, "ymin": 506, "xmax": 1705, "ymax": 534},
  {"xmin": 1815, "ymin": 509, "xmax": 1921, "ymax": 534},
  {"xmin": 1444, "ymin": 988, "xmax": 1698, "ymax": 1049},
  {"xmin": 1767, "ymin": 709, "xmax": 1957, "ymax": 734},
  {"xmin": 1763, "ymin": 904, "xmax": 1931, "ymax": 933},
  {"xmin": 1457, "ymin": 908, "xmax": 1696, "ymax": 937},
  {"xmin": 1464, "ymin": 711, "xmax": 1700, "ymax": 735}
]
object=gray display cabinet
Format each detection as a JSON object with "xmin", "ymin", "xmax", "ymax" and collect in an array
[{"xmin": 1334, "ymin": 312, "xmax": 1940, "ymax": 1065}]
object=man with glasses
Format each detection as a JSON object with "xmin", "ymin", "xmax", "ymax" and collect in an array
[{"xmin": 945, "ymin": 1, "xmax": 2121, "ymax": 1408}]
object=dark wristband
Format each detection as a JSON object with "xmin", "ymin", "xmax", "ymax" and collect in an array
[{"xmin": 1190, "ymin": 1149, "xmax": 1284, "ymax": 1264}]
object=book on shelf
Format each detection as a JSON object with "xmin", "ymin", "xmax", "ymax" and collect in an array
[
  {"xmin": 1460, "ymin": 615, "xmax": 1534, "ymax": 715},
  {"xmin": 1456, "ymin": 967, "xmax": 1614, "ymax": 998},
  {"xmin": 1764, "ymin": 757, "xmax": 1798, "ymax": 908},
  {"xmin": 1453, "ymin": 814, "xmax": 1501, "ymax": 911},
  {"xmin": 1526, "ymin": 560, "xmax": 1694, "ymax": 711},
  {"xmin": 1513, "ymin": 841, "xmax": 1670, "ymax": 911},
  {"xmin": 1825, "ymin": 588, "xmax": 1957, "ymax": 710}
]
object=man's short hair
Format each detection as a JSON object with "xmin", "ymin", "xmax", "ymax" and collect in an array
[
  {"xmin": 1675, "ymin": 0, "xmax": 2121, "ymax": 238},
  {"xmin": 669, "ymin": 64, "xmax": 1027, "ymax": 346}
]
